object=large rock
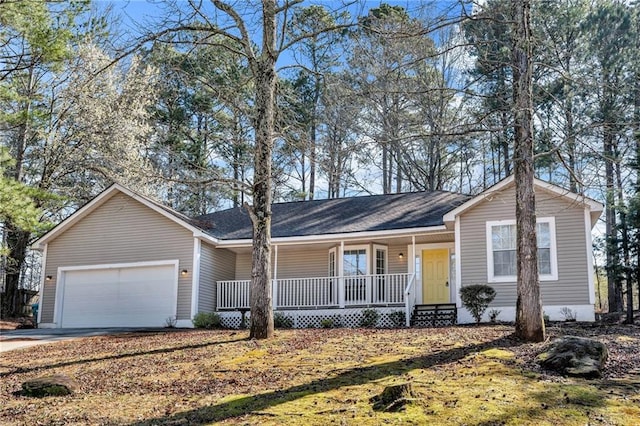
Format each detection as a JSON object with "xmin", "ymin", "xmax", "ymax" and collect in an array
[
  {"xmin": 21, "ymin": 374, "xmax": 77, "ymax": 397},
  {"xmin": 537, "ymin": 336, "xmax": 608, "ymax": 378}
]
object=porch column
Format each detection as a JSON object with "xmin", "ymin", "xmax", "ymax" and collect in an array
[
  {"xmin": 272, "ymin": 245, "xmax": 278, "ymax": 310},
  {"xmin": 406, "ymin": 236, "xmax": 416, "ymax": 327},
  {"xmin": 411, "ymin": 236, "xmax": 416, "ymax": 274},
  {"xmin": 338, "ymin": 241, "xmax": 345, "ymax": 308}
]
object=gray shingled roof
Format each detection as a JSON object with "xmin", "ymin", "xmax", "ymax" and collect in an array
[{"xmin": 194, "ymin": 191, "xmax": 471, "ymax": 240}]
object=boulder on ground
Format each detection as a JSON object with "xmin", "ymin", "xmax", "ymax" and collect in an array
[
  {"xmin": 21, "ymin": 374, "xmax": 77, "ymax": 397},
  {"xmin": 537, "ymin": 336, "xmax": 608, "ymax": 378},
  {"xmin": 370, "ymin": 382, "xmax": 416, "ymax": 412}
]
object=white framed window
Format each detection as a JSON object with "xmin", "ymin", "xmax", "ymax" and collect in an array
[
  {"xmin": 328, "ymin": 247, "xmax": 337, "ymax": 277},
  {"xmin": 373, "ymin": 244, "xmax": 388, "ymax": 275},
  {"xmin": 486, "ymin": 217, "xmax": 557, "ymax": 282},
  {"xmin": 343, "ymin": 246, "xmax": 369, "ymax": 276},
  {"xmin": 327, "ymin": 244, "xmax": 389, "ymax": 277}
]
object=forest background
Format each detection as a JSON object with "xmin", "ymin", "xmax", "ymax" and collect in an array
[{"xmin": 1, "ymin": 0, "xmax": 638, "ymax": 319}]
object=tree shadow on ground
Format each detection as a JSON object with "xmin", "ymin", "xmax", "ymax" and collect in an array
[
  {"xmin": 0, "ymin": 334, "xmax": 248, "ymax": 378},
  {"xmin": 474, "ymin": 385, "xmax": 609, "ymax": 426},
  {"xmin": 126, "ymin": 333, "xmax": 522, "ymax": 425}
]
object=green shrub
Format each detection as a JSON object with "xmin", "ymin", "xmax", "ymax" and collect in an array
[
  {"xmin": 459, "ymin": 284, "xmax": 496, "ymax": 324},
  {"xmin": 320, "ymin": 318, "xmax": 334, "ymax": 328},
  {"xmin": 388, "ymin": 310, "xmax": 406, "ymax": 328},
  {"xmin": 192, "ymin": 312, "xmax": 222, "ymax": 329},
  {"xmin": 360, "ymin": 308, "xmax": 380, "ymax": 328},
  {"xmin": 273, "ymin": 312, "xmax": 294, "ymax": 328}
]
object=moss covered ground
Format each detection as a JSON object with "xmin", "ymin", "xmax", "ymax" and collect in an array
[{"xmin": 1, "ymin": 325, "xmax": 638, "ymax": 425}]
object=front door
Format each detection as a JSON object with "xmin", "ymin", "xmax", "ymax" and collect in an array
[{"xmin": 422, "ymin": 249, "xmax": 450, "ymax": 304}]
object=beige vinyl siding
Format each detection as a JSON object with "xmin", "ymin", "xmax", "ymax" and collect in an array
[
  {"xmin": 459, "ymin": 186, "xmax": 591, "ymax": 306},
  {"xmin": 387, "ymin": 244, "xmax": 408, "ymax": 274},
  {"xmin": 41, "ymin": 193, "xmax": 195, "ymax": 323},
  {"xmin": 234, "ymin": 243, "xmax": 409, "ymax": 280},
  {"xmin": 235, "ymin": 246, "xmax": 329, "ymax": 280},
  {"xmin": 199, "ymin": 244, "xmax": 235, "ymax": 312}
]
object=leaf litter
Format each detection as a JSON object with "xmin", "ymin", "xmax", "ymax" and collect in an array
[{"xmin": 0, "ymin": 324, "xmax": 638, "ymax": 425}]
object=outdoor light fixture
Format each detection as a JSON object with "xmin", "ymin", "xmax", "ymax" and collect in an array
[
  {"xmin": 181, "ymin": 269, "xmax": 188, "ymax": 276},
  {"xmin": 398, "ymin": 253, "xmax": 404, "ymax": 260},
  {"xmin": 46, "ymin": 275, "xmax": 53, "ymax": 281}
]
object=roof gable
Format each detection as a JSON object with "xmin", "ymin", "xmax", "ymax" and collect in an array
[
  {"xmin": 32, "ymin": 184, "xmax": 216, "ymax": 249},
  {"xmin": 442, "ymin": 175, "xmax": 604, "ymax": 227}
]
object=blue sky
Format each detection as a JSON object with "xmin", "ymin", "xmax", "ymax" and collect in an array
[{"xmin": 102, "ymin": 0, "xmax": 465, "ymax": 34}]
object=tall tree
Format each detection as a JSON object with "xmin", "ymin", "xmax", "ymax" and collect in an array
[
  {"xmin": 146, "ymin": 41, "xmax": 252, "ymax": 213},
  {"xmin": 632, "ymin": 0, "xmax": 640, "ymax": 316},
  {"xmin": 465, "ymin": 0, "xmax": 514, "ymax": 184},
  {"xmin": 584, "ymin": 1, "xmax": 633, "ymax": 313},
  {"xmin": 512, "ymin": 0, "xmax": 545, "ymax": 342},
  {"xmin": 0, "ymin": 0, "xmax": 83, "ymax": 317},
  {"xmin": 318, "ymin": 73, "xmax": 361, "ymax": 198},
  {"xmin": 1, "ymin": 2, "xmax": 158, "ymax": 316},
  {"xmin": 156, "ymin": 0, "xmax": 349, "ymax": 338},
  {"xmin": 535, "ymin": 0, "xmax": 591, "ymax": 192},
  {"xmin": 347, "ymin": 4, "xmax": 437, "ymax": 193},
  {"xmin": 284, "ymin": 5, "xmax": 342, "ymax": 200}
]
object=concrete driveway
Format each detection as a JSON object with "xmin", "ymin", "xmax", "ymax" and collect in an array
[{"xmin": 0, "ymin": 328, "xmax": 158, "ymax": 352}]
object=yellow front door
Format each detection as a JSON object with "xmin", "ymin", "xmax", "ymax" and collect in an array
[{"xmin": 422, "ymin": 249, "xmax": 450, "ymax": 304}]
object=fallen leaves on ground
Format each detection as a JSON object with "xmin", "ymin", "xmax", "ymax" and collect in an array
[{"xmin": 0, "ymin": 323, "xmax": 638, "ymax": 425}]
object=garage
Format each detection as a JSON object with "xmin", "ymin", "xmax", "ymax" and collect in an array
[{"xmin": 57, "ymin": 261, "xmax": 178, "ymax": 328}]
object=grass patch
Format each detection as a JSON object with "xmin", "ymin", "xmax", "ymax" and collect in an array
[{"xmin": 0, "ymin": 326, "xmax": 638, "ymax": 425}]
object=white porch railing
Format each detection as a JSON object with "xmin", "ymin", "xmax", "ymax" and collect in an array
[
  {"xmin": 217, "ymin": 280, "xmax": 250, "ymax": 309},
  {"xmin": 216, "ymin": 273, "xmax": 410, "ymax": 310},
  {"xmin": 404, "ymin": 273, "xmax": 417, "ymax": 327},
  {"xmin": 277, "ymin": 277, "xmax": 338, "ymax": 308}
]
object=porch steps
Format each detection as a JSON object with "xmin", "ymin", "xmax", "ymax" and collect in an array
[{"xmin": 411, "ymin": 304, "xmax": 457, "ymax": 327}]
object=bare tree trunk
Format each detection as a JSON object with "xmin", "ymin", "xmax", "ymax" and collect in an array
[
  {"xmin": 564, "ymin": 85, "xmax": 578, "ymax": 193},
  {"xmin": 246, "ymin": 0, "xmax": 277, "ymax": 339},
  {"xmin": 604, "ymin": 124, "xmax": 621, "ymax": 312},
  {"xmin": 616, "ymin": 153, "xmax": 633, "ymax": 323},
  {"xmin": 512, "ymin": 0, "xmax": 544, "ymax": 342},
  {"xmin": 634, "ymin": 10, "xmax": 640, "ymax": 311},
  {"xmin": 1, "ymin": 224, "xmax": 30, "ymax": 318},
  {"xmin": 309, "ymin": 124, "xmax": 316, "ymax": 200},
  {"xmin": 300, "ymin": 153, "xmax": 306, "ymax": 196},
  {"xmin": 309, "ymin": 77, "xmax": 320, "ymax": 200}
]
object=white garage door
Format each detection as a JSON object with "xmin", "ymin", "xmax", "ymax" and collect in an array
[{"xmin": 60, "ymin": 263, "xmax": 177, "ymax": 328}]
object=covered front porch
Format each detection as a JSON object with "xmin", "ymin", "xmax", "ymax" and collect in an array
[{"xmin": 211, "ymin": 232, "xmax": 457, "ymax": 328}]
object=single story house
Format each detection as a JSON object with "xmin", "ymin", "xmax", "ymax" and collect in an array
[{"xmin": 32, "ymin": 175, "xmax": 603, "ymax": 329}]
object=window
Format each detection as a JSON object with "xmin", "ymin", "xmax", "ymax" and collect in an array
[
  {"xmin": 374, "ymin": 245, "xmax": 387, "ymax": 275},
  {"xmin": 327, "ymin": 245, "xmax": 389, "ymax": 277},
  {"xmin": 486, "ymin": 217, "xmax": 557, "ymax": 282},
  {"xmin": 343, "ymin": 249, "xmax": 367, "ymax": 276},
  {"xmin": 328, "ymin": 248, "xmax": 336, "ymax": 277}
]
